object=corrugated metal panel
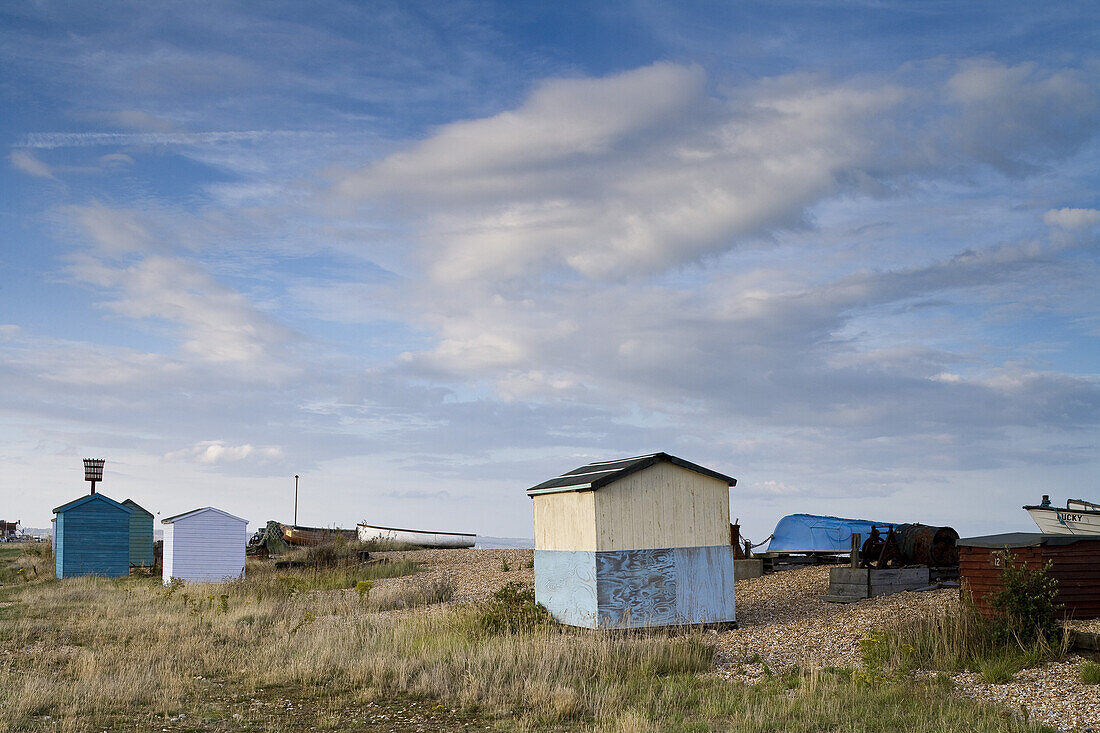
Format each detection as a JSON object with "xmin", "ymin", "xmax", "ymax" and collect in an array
[{"xmin": 53, "ymin": 493, "xmax": 132, "ymax": 579}]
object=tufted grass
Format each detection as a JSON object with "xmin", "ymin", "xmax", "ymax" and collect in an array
[{"xmin": 0, "ymin": 546, "xmax": 1053, "ymax": 732}]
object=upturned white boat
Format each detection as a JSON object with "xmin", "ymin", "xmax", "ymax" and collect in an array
[
  {"xmin": 1024, "ymin": 495, "xmax": 1100, "ymax": 535},
  {"xmin": 356, "ymin": 522, "xmax": 476, "ymax": 548}
]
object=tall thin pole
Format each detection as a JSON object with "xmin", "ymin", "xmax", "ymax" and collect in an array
[{"xmin": 294, "ymin": 475, "xmax": 299, "ymax": 527}]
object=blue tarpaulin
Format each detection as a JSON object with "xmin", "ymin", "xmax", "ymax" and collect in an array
[{"xmin": 765, "ymin": 513, "xmax": 894, "ymax": 554}]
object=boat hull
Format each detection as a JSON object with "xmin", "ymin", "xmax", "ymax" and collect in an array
[
  {"xmin": 357, "ymin": 523, "xmax": 476, "ymax": 548},
  {"xmin": 1025, "ymin": 507, "xmax": 1100, "ymax": 535},
  {"xmin": 280, "ymin": 524, "xmax": 357, "ymax": 546}
]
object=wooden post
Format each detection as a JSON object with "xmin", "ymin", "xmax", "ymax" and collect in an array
[{"xmin": 851, "ymin": 533, "xmax": 861, "ymax": 569}]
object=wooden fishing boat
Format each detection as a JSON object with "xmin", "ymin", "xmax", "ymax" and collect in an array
[
  {"xmin": 1024, "ymin": 496, "xmax": 1100, "ymax": 536},
  {"xmin": 280, "ymin": 523, "xmax": 357, "ymax": 546},
  {"xmin": 356, "ymin": 522, "xmax": 476, "ymax": 548}
]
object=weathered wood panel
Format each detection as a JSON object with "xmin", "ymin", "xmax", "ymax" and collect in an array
[
  {"xmin": 594, "ymin": 545, "xmax": 736, "ymax": 628},
  {"xmin": 596, "ymin": 548, "xmax": 677, "ymax": 627},
  {"xmin": 534, "ymin": 550, "xmax": 598, "ymax": 628},
  {"xmin": 593, "ymin": 462, "xmax": 730, "ymax": 551},
  {"xmin": 960, "ymin": 544, "xmax": 1100, "ymax": 619},
  {"xmin": 533, "ymin": 489, "xmax": 597, "ymax": 551}
]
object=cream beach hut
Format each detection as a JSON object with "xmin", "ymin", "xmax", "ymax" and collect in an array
[{"xmin": 528, "ymin": 453, "xmax": 737, "ymax": 629}]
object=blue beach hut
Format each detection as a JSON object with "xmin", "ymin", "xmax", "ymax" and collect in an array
[
  {"xmin": 53, "ymin": 493, "xmax": 133, "ymax": 578},
  {"xmin": 122, "ymin": 499, "xmax": 154, "ymax": 567}
]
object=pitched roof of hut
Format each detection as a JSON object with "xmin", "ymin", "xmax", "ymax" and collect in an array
[
  {"xmin": 52, "ymin": 493, "xmax": 133, "ymax": 515},
  {"xmin": 161, "ymin": 506, "xmax": 247, "ymax": 525},
  {"xmin": 121, "ymin": 499, "xmax": 153, "ymax": 516},
  {"xmin": 526, "ymin": 452, "xmax": 736, "ymax": 496}
]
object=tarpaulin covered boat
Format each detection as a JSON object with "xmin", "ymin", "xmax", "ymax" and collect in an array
[{"xmin": 764, "ymin": 513, "xmax": 892, "ymax": 555}]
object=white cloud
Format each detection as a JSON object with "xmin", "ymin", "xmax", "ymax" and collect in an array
[
  {"xmin": 166, "ymin": 441, "xmax": 284, "ymax": 464},
  {"xmin": 10, "ymin": 150, "xmax": 55, "ymax": 179},
  {"xmin": 66, "ymin": 205, "xmax": 298, "ymax": 372},
  {"xmin": 1044, "ymin": 207, "xmax": 1100, "ymax": 230},
  {"xmin": 334, "ymin": 60, "xmax": 1097, "ymax": 286}
]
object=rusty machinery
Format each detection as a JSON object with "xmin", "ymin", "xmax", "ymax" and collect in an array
[{"xmin": 859, "ymin": 523, "xmax": 959, "ymax": 569}]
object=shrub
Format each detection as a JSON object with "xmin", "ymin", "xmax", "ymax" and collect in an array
[
  {"xmin": 1081, "ymin": 660, "xmax": 1100, "ymax": 685},
  {"xmin": 990, "ymin": 556, "xmax": 1061, "ymax": 644},
  {"xmin": 477, "ymin": 582, "xmax": 553, "ymax": 634},
  {"xmin": 356, "ymin": 580, "xmax": 374, "ymax": 600}
]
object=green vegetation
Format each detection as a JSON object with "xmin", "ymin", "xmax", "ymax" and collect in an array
[
  {"xmin": 0, "ymin": 545, "xmax": 1055, "ymax": 732},
  {"xmin": 874, "ymin": 556, "xmax": 1067, "ymax": 684},
  {"xmin": 476, "ymin": 581, "xmax": 554, "ymax": 635},
  {"xmin": 1081, "ymin": 660, "xmax": 1100, "ymax": 685},
  {"xmin": 989, "ymin": 558, "xmax": 1061, "ymax": 644},
  {"xmin": 0, "ymin": 542, "xmax": 52, "ymax": 584}
]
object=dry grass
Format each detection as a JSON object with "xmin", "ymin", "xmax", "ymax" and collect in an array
[{"xmin": 0, "ymin": 547, "xmax": 1054, "ymax": 732}]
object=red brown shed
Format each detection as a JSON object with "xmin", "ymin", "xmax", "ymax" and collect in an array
[{"xmin": 957, "ymin": 533, "xmax": 1100, "ymax": 619}]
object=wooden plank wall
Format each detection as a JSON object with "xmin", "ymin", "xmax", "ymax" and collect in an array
[
  {"xmin": 533, "ymin": 490, "xmax": 597, "ymax": 551},
  {"xmin": 56, "ymin": 500, "xmax": 130, "ymax": 578},
  {"xmin": 124, "ymin": 501, "xmax": 154, "ymax": 567},
  {"xmin": 163, "ymin": 511, "xmax": 247, "ymax": 583},
  {"xmin": 960, "ymin": 544, "xmax": 1100, "ymax": 619},
  {"xmin": 593, "ymin": 463, "xmax": 730, "ymax": 551}
]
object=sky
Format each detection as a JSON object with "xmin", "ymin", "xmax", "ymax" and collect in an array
[{"xmin": 1, "ymin": 1, "xmax": 1098, "ymax": 542}]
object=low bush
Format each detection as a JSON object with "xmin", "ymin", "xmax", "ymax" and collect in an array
[
  {"xmin": 990, "ymin": 557, "xmax": 1061, "ymax": 644},
  {"xmin": 1081, "ymin": 660, "xmax": 1100, "ymax": 685},
  {"xmin": 477, "ymin": 581, "xmax": 553, "ymax": 634}
]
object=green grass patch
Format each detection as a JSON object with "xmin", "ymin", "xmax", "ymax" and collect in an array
[{"xmin": 1081, "ymin": 660, "xmax": 1100, "ymax": 685}]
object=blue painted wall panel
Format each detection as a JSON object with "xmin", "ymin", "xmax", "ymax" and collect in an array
[
  {"xmin": 534, "ymin": 550, "xmax": 598, "ymax": 628},
  {"xmin": 537, "ymin": 545, "xmax": 736, "ymax": 629},
  {"xmin": 672, "ymin": 545, "xmax": 737, "ymax": 625},
  {"xmin": 596, "ymin": 548, "xmax": 678, "ymax": 627}
]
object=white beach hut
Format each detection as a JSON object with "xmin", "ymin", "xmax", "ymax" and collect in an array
[{"xmin": 162, "ymin": 507, "xmax": 248, "ymax": 584}]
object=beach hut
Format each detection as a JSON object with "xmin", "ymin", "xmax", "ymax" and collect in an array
[
  {"xmin": 528, "ymin": 452, "xmax": 738, "ymax": 629},
  {"xmin": 52, "ymin": 493, "xmax": 133, "ymax": 578},
  {"xmin": 162, "ymin": 507, "xmax": 248, "ymax": 584},
  {"xmin": 122, "ymin": 499, "xmax": 154, "ymax": 567},
  {"xmin": 957, "ymin": 533, "xmax": 1100, "ymax": 619}
]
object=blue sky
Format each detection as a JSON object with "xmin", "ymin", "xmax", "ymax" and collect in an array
[{"xmin": 2, "ymin": 1, "xmax": 1098, "ymax": 541}]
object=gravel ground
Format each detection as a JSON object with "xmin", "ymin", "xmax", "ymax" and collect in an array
[
  {"xmin": 712, "ymin": 566, "xmax": 956, "ymax": 675},
  {"xmin": 374, "ymin": 552, "xmax": 1100, "ymax": 731},
  {"xmin": 713, "ymin": 566, "xmax": 1099, "ymax": 732},
  {"xmin": 371, "ymin": 548, "xmax": 534, "ymax": 605}
]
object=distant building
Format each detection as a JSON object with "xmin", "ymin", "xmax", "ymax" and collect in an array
[
  {"xmin": 162, "ymin": 507, "xmax": 248, "ymax": 584},
  {"xmin": 528, "ymin": 452, "xmax": 738, "ymax": 629},
  {"xmin": 0, "ymin": 520, "xmax": 19, "ymax": 541},
  {"xmin": 53, "ymin": 494, "xmax": 133, "ymax": 578}
]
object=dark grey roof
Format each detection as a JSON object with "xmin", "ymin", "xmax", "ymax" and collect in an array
[
  {"xmin": 527, "ymin": 453, "xmax": 736, "ymax": 496},
  {"xmin": 957, "ymin": 532, "xmax": 1100, "ymax": 549}
]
